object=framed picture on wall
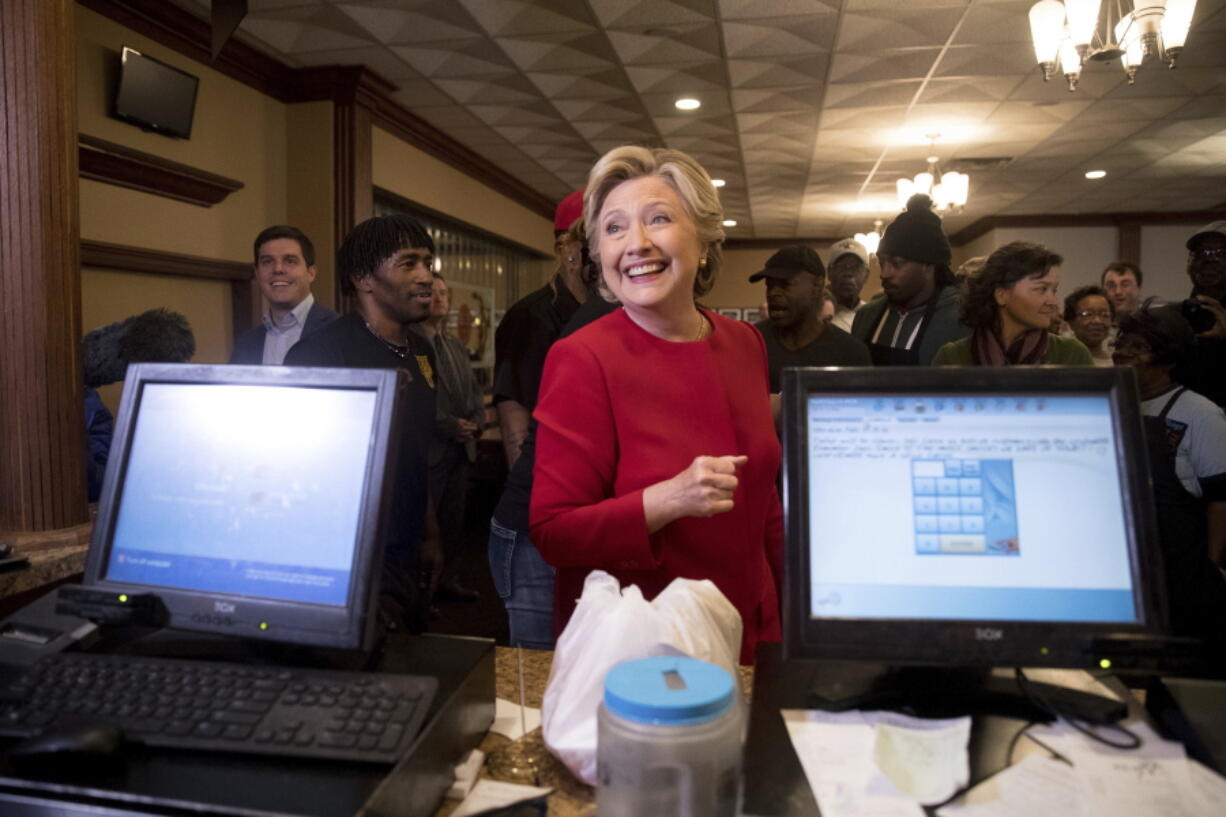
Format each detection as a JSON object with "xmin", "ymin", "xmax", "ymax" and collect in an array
[
  {"xmin": 743, "ymin": 307, "xmax": 761, "ymax": 323},
  {"xmin": 716, "ymin": 307, "xmax": 742, "ymax": 320}
]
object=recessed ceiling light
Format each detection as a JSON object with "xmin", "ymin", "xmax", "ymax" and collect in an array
[
  {"xmin": 675, "ymin": 97, "xmax": 701, "ymax": 111},
  {"xmin": 1085, "ymin": 170, "xmax": 1107, "ymax": 179},
  {"xmin": 722, "ymin": 219, "xmax": 737, "ymax": 227},
  {"xmin": 711, "ymin": 178, "xmax": 726, "ymax": 188}
]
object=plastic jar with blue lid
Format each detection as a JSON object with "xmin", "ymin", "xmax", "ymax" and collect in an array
[{"xmin": 596, "ymin": 656, "xmax": 743, "ymax": 817}]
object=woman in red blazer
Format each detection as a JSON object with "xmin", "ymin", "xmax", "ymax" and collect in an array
[{"xmin": 529, "ymin": 146, "xmax": 782, "ymax": 664}]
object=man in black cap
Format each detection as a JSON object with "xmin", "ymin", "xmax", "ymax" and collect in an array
[
  {"xmin": 1154, "ymin": 220, "xmax": 1226, "ymax": 408},
  {"xmin": 850, "ymin": 195, "xmax": 967, "ymax": 365},
  {"xmin": 750, "ymin": 245, "xmax": 870, "ymax": 392}
]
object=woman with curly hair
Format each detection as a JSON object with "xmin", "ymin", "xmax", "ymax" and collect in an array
[{"xmin": 934, "ymin": 241, "xmax": 1092, "ymax": 366}]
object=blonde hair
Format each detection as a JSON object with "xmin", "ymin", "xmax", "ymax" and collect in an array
[{"xmin": 584, "ymin": 146, "xmax": 725, "ymax": 298}]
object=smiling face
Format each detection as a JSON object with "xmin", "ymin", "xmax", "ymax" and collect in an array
[
  {"xmin": 255, "ymin": 237, "xmax": 316, "ymax": 313},
  {"xmin": 1102, "ymin": 268, "xmax": 1141, "ymax": 317},
  {"xmin": 1068, "ymin": 293, "xmax": 1112, "ymax": 349},
  {"xmin": 997, "ymin": 266, "xmax": 1060, "ymax": 338},
  {"xmin": 363, "ymin": 246, "xmax": 435, "ymax": 328},
  {"xmin": 595, "ymin": 175, "xmax": 703, "ymax": 319}
]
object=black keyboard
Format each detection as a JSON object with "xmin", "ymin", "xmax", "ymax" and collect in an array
[{"xmin": 0, "ymin": 652, "xmax": 436, "ymax": 764}]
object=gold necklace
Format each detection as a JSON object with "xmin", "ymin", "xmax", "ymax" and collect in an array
[
  {"xmin": 694, "ymin": 312, "xmax": 709, "ymax": 342},
  {"xmin": 363, "ymin": 319, "xmax": 411, "ymax": 359}
]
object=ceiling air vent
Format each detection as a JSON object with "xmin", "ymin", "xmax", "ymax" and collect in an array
[{"xmin": 948, "ymin": 157, "xmax": 1013, "ymax": 171}]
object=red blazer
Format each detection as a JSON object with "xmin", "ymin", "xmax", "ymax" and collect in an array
[{"xmin": 530, "ymin": 307, "xmax": 783, "ymax": 664}]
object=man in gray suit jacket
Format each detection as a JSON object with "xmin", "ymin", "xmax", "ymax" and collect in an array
[{"xmin": 231, "ymin": 225, "xmax": 338, "ymax": 364}]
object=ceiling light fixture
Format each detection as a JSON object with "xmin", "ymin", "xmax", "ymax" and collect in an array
[
  {"xmin": 1085, "ymin": 169, "xmax": 1108, "ymax": 178},
  {"xmin": 854, "ymin": 221, "xmax": 885, "ymax": 256},
  {"xmin": 675, "ymin": 97, "xmax": 701, "ymax": 110},
  {"xmin": 895, "ymin": 134, "xmax": 969, "ymax": 213},
  {"xmin": 711, "ymin": 178, "xmax": 726, "ymax": 188},
  {"xmin": 1029, "ymin": 0, "xmax": 1198, "ymax": 91},
  {"xmin": 722, "ymin": 219, "xmax": 737, "ymax": 227}
]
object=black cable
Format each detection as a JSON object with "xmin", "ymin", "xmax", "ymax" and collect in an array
[{"xmin": 1013, "ymin": 668, "xmax": 1142, "ymax": 751}]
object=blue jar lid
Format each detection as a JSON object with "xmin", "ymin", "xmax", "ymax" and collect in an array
[{"xmin": 603, "ymin": 656, "xmax": 734, "ymax": 726}]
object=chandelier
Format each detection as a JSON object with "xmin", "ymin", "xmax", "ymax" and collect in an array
[
  {"xmin": 854, "ymin": 221, "xmax": 884, "ymax": 256},
  {"xmin": 1028, "ymin": 0, "xmax": 1198, "ymax": 90},
  {"xmin": 895, "ymin": 135, "xmax": 969, "ymax": 214}
]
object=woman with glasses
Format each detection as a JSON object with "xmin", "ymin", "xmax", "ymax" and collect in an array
[
  {"xmin": 1063, "ymin": 285, "xmax": 1115, "ymax": 367},
  {"xmin": 934, "ymin": 241, "xmax": 1092, "ymax": 366}
]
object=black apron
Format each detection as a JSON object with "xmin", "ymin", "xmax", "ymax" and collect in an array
[
  {"xmin": 865, "ymin": 294, "xmax": 940, "ymax": 367},
  {"xmin": 1142, "ymin": 387, "xmax": 1226, "ymax": 637}
]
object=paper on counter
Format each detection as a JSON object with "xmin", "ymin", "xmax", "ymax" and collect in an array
[
  {"xmin": 448, "ymin": 779, "xmax": 552, "ymax": 817},
  {"xmin": 937, "ymin": 754, "xmax": 1085, "ymax": 817},
  {"xmin": 782, "ymin": 709, "xmax": 931, "ymax": 817},
  {"xmin": 491, "ymin": 697, "xmax": 541, "ymax": 740},
  {"xmin": 873, "ymin": 712, "xmax": 972, "ymax": 804},
  {"xmin": 447, "ymin": 748, "xmax": 486, "ymax": 800}
]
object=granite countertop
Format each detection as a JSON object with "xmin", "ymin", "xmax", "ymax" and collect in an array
[
  {"xmin": 0, "ymin": 519, "xmax": 92, "ymax": 601},
  {"xmin": 437, "ymin": 647, "xmax": 755, "ymax": 817}
]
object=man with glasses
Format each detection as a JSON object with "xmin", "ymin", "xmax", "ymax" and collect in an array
[
  {"xmin": 1063, "ymin": 285, "xmax": 1115, "ymax": 367},
  {"xmin": 286, "ymin": 214, "xmax": 444, "ymax": 631},
  {"xmin": 1155, "ymin": 221, "xmax": 1226, "ymax": 409}
]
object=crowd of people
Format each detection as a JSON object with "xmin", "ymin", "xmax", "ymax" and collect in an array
[{"xmin": 94, "ymin": 145, "xmax": 1226, "ymax": 661}]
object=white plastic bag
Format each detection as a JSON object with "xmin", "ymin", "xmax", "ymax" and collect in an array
[{"xmin": 540, "ymin": 570, "xmax": 742, "ymax": 785}]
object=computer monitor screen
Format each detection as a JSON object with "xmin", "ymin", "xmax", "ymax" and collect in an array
[
  {"xmin": 85, "ymin": 364, "xmax": 406, "ymax": 651},
  {"xmin": 782, "ymin": 367, "xmax": 1164, "ymax": 667}
]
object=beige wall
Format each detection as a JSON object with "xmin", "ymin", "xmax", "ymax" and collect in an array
[
  {"xmin": 82, "ymin": 268, "xmax": 231, "ymax": 412},
  {"xmin": 77, "ymin": 5, "xmax": 295, "ymax": 369},
  {"xmin": 78, "ymin": 7, "xmax": 289, "ymax": 261},
  {"xmin": 372, "ymin": 127, "xmax": 554, "ymax": 258}
]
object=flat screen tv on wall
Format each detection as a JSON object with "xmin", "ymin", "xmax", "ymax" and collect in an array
[{"xmin": 113, "ymin": 46, "xmax": 199, "ymax": 139}]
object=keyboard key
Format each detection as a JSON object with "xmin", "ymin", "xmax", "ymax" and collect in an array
[
  {"xmin": 192, "ymin": 722, "xmax": 224, "ymax": 738},
  {"xmin": 319, "ymin": 732, "xmax": 357, "ymax": 749},
  {"xmin": 377, "ymin": 724, "xmax": 404, "ymax": 753},
  {"xmin": 165, "ymin": 720, "xmax": 194, "ymax": 735},
  {"xmin": 212, "ymin": 710, "xmax": 261, "ymax": 725},
  {"xmin": 222, "ymin": 725, "xmax": 253, "ymax": 741}
]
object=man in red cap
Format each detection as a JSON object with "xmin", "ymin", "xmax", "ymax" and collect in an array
[{"xmin": 488, "ymin": 192, "xmax": 588, "ymax": 648}]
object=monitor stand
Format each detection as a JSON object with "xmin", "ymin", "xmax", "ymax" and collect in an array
[{"xmin": 806, "ymin": 661, "xmax": 1127, "ymax": 724}]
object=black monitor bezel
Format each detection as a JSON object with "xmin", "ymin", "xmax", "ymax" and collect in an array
[
  {"xmin": 113, "ymin": 46, "xmax": 200, "ymax": 139},
  {"xmin": 84, "ymin": 363, "xmax": 406, "ymax": 651},
  {"xmin": 781, "ymin": 365, "xmax": 1167, "ymax": 668}
]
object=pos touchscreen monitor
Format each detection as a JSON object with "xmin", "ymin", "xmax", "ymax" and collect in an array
[
  {"xmin": 780, "ymin": 366, "xmax": 1166, "ymax": 676},
  {"xmin": 84, "ymin": 364, "xmax": 407, "ymax": 651}
]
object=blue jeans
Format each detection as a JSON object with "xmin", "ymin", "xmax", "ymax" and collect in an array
[{"xmin": 488, "ymin": 517, "xmax": 556, "ymax": 650}]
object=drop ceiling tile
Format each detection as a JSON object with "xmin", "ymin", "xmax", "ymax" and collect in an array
[
  {"xmin": 838, "ymin": 8, "xmax": 965, "ymax": 51},
  {"xmin": 607, "ymin": 25, "xmax": 722, "ymax": 65},
  {"xmin": 829, "ymin": 49, "xmax": 941, "ymax": 84},
  {"xmin": 722, "ymin": 16, "xmax": 838, "ymax": 58},
  {"xmin": 457, "ymin": 0, "xmax": 597, "ymax": 36},
  {"xmin": 338, "ymin": 4, "xmax": 484, "ymax": 44}
]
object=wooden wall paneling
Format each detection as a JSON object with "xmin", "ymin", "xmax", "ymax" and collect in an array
[
  {"xmin": 79, "ymin": 240, "xmax": 258, "ymax": 340},
  {"xmin": 78, "ymin": 134, "xmax": 245, "ymax": 207},
  {"xmin": 1118, "ymin": 222, "xmax": 1142, "ymax": 264},
  {"xmin": 0, "ymin": 0, "xmax": 87, "ymax": 533},
  {"xmin": 333, "ymin": 97, "xmax": 372, "ymax": 313}
]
